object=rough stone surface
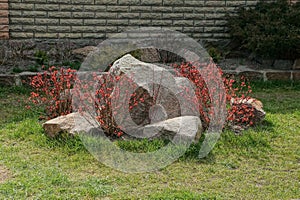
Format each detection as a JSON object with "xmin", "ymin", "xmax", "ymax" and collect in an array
[
  {"xmin": 108, "ymin": 54, "xmax": 196, "ymax": 127},
  {"xmin": 293, "ymin": 59, "xmax": 300, "ymax": 70},
  {"xmin": 223, "ymin": 70, "xmax": 238, "ymax": 79},
  {"xmin": 0, "ymin": 39, "xmax": 101, "ymax": 74},
  {"xmin": 0, "ymin": 75, "xmax": 16, "ymax": 86},
  {"xmin": 140, "ymin": 48, "xmax": 161, "ymax": 63},
  {"xmin": 19, "ymin": 72, "xmax": 38, "ymax": 86},
  {"xmin": 239, "ymin": 71, "xmax": 264, "ymax": 81},
  {"xmin": 266, "ymin": 71, "xmax": 291, "ymax": 81},
  {"xmin": 293, "ymin": 71, "xmax": 300, "ymax": 81},
  {"xmin": 273, "ymin": 59, "xmax": 294, "ymax": 70},
  {"xmin": 142, "ymin": 116, "xmax": 202, "ymax": 143},
  {"xmin": 8, "ymin": 0, "xmax": 248, "ymax": 41},
  {"xmin": 148, "ymin": 104, "xmax": 168, "ymax": 124},
  {"xmin": 109, "ymin": 54, "xmax": 140, "ymax": 76},
  {"xmin": 43, "ymin": 113, "xmax": 77, "ymax": 138},
  {"xmin": 72, "ymin": 46, "xmax": 98, "ymax": 60},
  {"xmin": 174, "ymin": 76, "xmax": 194, "ymax": 91},
  {"xmin": 0, "ymin": 0, "xmax": 9, "ymax": 40},
  {"xmin": 218, "ymin": 58, "xmax": 271, "ymax": 70},
  {"xmin": 233, "ymin": 98, "xmax": 265, "ymax": 116},
  {"xmin": 230, "ymin": 98, "xmax": 266, "ymax": 133},
  {"xmin": 42, "ymin": 112, "xmax": 97, "ymax": 138}
]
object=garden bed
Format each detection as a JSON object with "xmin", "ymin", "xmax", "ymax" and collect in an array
[{"xmin": 0, "ymin": 81, "xmax": 299, "ymax": 199}]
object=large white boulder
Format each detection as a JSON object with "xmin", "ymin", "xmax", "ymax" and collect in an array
[
  {"xmin": 142, "ymin": 116, "xmax": 203, "ymax": 143},
  {"xmin": 42, "ymin": 112, "xmax": 97, "ymax": 138},
  {"xmin": 107, "ymin": 54, "xmax": 198, "ymax": 128}
]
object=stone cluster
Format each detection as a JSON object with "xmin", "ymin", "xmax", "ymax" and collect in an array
[{"xmin": 43, "ymin": 54, "xmax": 266, "ymax": 141}]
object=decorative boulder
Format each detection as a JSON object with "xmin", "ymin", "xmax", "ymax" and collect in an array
[
  {"xmin": 230, "ymin": 98, "xmax": 266, "ymax": 132},
  {"xmin": 107, "ymin": 54, "xmax": 198, "ymax": 128},
  {"xmin": 42, "ymin": 112, "xmax": 97, "ymax": 138},
  {"xmin": 148, "ymin": 104, "xmax": 168, "ymax": 124},
  {"xmin": 142, "ymin": 116, "xmax": 203, "ymax": 143}
]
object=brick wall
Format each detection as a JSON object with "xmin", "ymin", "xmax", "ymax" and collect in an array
[
  {"xmin": 5, "ymin": 0, "xmax": 262, "ymax": 41},
  {"xmin": 0, "ymin": 0, "xmax": 8, "ymax": 39}
]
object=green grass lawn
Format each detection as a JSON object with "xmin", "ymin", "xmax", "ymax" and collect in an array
[{"xmin": 0, "ymin": 82, "xmax": 299, "ymax": 199}]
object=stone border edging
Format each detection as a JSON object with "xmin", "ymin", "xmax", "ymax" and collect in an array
[
  {"xmin": 1, "ymin": 70, "xmax": 300, "ymax": 87},
  {"xmin": 224, "ymin": 69, "xmax": 300, "ymax": 82}
]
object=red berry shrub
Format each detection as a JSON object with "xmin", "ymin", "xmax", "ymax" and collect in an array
[
  {"xmin": 94, "ymin": 73, "xmax": 154, "ymax": 137},
  {"xmin": 224, "ymin": 75, "xmax": 256, "ymax": 129},
  {"xmin": 172, "ymin": 61, "xmax": 254, "ymax": 130},
  {"xmin": 173, "ymin": 61, "xmax": 220, "ymax": 129},
  {"xmin": 29, "ymin": 66, "xmax": 77, "ymax": 119},
  {"xmin": 94, "ymin": 73, "xmax": 125, "ymax": 137},
  {"xmin": 72, "ymin": 72, "xmax": 152, "ymax": 137}
]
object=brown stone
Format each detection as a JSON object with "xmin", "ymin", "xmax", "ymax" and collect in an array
[
  {"xmin": 0, "ymin": 3, "xmax": 8, "ymax": 10},
  {"xmin": 293, "ymin": 59, "xmax": 300, "ymax": 70},
  {"xmin": 239, "ymin": 71, "xmax": 264, "ymax": 81},
  {"xmin": 230, "ymin": 97, "xmax": 266, "ymax": 133},
  {"xmin": 0, "ymin": 10, "xmax": 8, "ymax": 18},
  {"xmin": 140, "ymin": 48, "xmax": 161, "ymax": 63},
  {"xmin": 72, "ymin": 46, "xmax": 98, "ymax": 60},
  {"xmin": 292, "ymin": 71, "xmax": 300, "ymax": 81},
  {"xmin": 0, "ymin": 32, "xmax": 8, "ymax": 39},
  {"xmin": 272, "ymin": 59, "xmax": 294, "ymax": 70},
  {"xmin": 42, "ymin": 112, "xmax": 97, "ymax": 138},
  {"xmin": 223, "ymin": 70, "xmax": 238, "ymax": 79},
  {"xmin": 0, "ymin": 25, "xmax": 8, "ymax": 31},
  {"xmin": 43, "ymin": 113, "xmax": 77, "ymax": 138},
  {"xmin": 0, "ymin": 75, "xmax": 16, "ymax": 86},
  {"xmin": 266, "ymin": 71, "xmax": 291, "ymax": 81},
  {"xmin": 19, "ymin": 72, "xmax": 39, "ymax": 86},
  {"xmin": 0, "ymin": 18, "xmax": 8, "ymax": 25}
]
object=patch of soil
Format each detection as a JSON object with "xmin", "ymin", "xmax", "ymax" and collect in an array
[{"xmin": 0, "ymin": 165, "xmax": 11, "ymax": 184}]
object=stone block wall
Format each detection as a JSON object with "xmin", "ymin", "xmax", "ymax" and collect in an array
[
  {"xmin": 4, "ymin": 0, "xmax": 263, "ymax": 41},
  {"xmin": 0, "ymin": 0, "xmax": 8, "ymax": 39}
]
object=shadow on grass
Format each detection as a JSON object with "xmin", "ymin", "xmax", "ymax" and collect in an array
[
  {"xmin": 0, "ymin": 85, "xmax": 32, "ymax": 96},
  {"xmin": 115, "ymin": 119, "xmax": 276, "ymax": 164},
  {"xmin": 251, "ymin": 80, "xmax": 300, "ymax": 92},
  {"xmin": 0, "ymin": 86, "xmax": 40, "ymax": 128},
  {"xmin": 41, "ymin": 134, "xmax": 88, "ymax": 155}
]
